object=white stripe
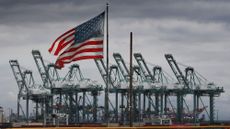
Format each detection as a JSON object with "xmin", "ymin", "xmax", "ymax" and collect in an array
[
  {"xmin": 58, "ymin": 44, "xmax": 103, "ymax": 59},
  {"xmin": 50, "ymin": 29, "xmax": 75, "ymax": 55},
  {"xmin": 61, "ymin": 52, "xmax": 103, "ymax": 63},
  {"xmin": 50, "ymin": 45, "xmax": 57, "ymax": 55},
  {"xmin": 63, "ymin": 35, "xmax": 75, "ymax": 43}
]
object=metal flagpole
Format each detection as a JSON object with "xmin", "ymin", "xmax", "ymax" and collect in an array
[
  {"xmin": 129, "ymin": 32, "xmax": 133, "ymax": 127},
  {"xmin": 105, "ymin": 2, "xmax": 109, "ymax": 126}
]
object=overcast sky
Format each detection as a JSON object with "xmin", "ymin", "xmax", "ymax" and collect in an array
[{"xmin": 0, "ymin": 0, "xmax": 230, "ymax": 120}]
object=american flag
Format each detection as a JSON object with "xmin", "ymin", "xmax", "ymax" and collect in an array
[{"xmin": 49, "ymin": 12, "xmax": 105, "ymax": 68}]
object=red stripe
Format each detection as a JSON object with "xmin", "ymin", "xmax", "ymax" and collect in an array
[
  {"xmin": 61, "ymin": 40, "xmax": 103, "ymax": 55},
  {"xmin": 56, "ymin": 55, "xmax": 103, "ymax": 69},
  {"xmin": 58, "ymin": 48, "xmax": 103, "ymax": 61},
  {"xmin": 48, "ymin": 45, "xmax": 54, "ymax": 53},
  {"xmin": 54, "ymin": 34, "xmax": 75, "ymax": 55},
  {"xmin": 48, "ymin": 28, "xmax": 75, "ymax": 53}
]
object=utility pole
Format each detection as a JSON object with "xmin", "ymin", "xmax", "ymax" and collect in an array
[{"xmin": 129, "ymin": 32, "xmax": 133, "ymax": 127}]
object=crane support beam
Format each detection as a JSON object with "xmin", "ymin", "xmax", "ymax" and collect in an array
[
  {"xmin": 177, "ymin": 93, "xmax": 183, "ymax": 123},
  {"xmin": 210, "ymin": 94, "xmax": 215, "ymax": 124},
  {"xmin": 47, "ymin": 63, "xmax": 60, "ymax": 82}
]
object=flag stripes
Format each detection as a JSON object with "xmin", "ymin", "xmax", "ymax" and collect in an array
[
  {"xmin": 58, "ymin": 44, "xmax": 103, "ymax": 59},
  {"xmin": 56, "ymin": 53, "xmax": 103, "ymax": 68},
  {"xmin": 58, "ymin": 49, "xmax": 103, "ymax": 61},
  {"xmin": 58, "ymin": 42, "xmax": 103, "ymax": 60},
  {"xmin": 60, "ymin": 38, "xmax": 103, "ymax": 55},
  {"xmin": 56, "ymin": 55, "xmax": 103, "ymax": 68},
  {"xmin": 55, "ymin": 37, "xmax": 103, "ymax": 68}
]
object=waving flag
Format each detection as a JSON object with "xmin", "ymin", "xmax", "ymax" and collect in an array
[{"xmin": 49, "ymin": 12, "xmax": 105, "ymax": 68}]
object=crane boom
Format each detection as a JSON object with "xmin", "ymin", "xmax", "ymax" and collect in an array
[
  {"xmin": 134, "ymin": 53, "xmax": 154, "ymax": 82},
  {"xmin": 94, "ymin": 59, "xmax": 107, "ymax": 84},
  {"xmin": 113, "ymin": 53, "xmax": 129, "ymax": 82},
  {"xmin": 165, "ymin": 54, "xmax": 189, "ymax": 89},
  {"xmin": 9, "ymin": 60, "xmax": 28, "ymax": 95},
  {"xmin": 94, "ymin": 59, "xmax": 118, "ymax": 88},
  {"xmin": 32, "ymin": 50, "xmax": 53, "ymax": 89}
]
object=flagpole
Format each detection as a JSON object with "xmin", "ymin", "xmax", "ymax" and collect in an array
[
  {"xmin": 129, "ymin": 32, "xmax": 133, "ymax": 127},
  {"xmin": 105, "ymin": 2, "xmax": 109, "ymax": 126}
]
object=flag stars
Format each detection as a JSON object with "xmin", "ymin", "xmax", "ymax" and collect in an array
[{"xmin": 74, "ymin": 12, "xmax": 104, "ymax": 43}]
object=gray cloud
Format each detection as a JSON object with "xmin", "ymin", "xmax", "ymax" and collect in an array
[
  {"xmin": 0, "ymin": 0, "xmax": 105, "ymax": 24},
  {"xmin": 2, "ymin": 0, "xmax": 230, "ymax": 25}
]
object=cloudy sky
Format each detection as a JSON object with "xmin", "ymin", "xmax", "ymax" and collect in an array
[{"xmin": 0, "ymin": 0, "xmax": 230, "ymax": 120}]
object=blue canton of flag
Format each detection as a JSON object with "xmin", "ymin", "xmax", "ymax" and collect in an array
[{"xmin": 75, "ymin": 12, "xmax": 104, "ymax": 43}]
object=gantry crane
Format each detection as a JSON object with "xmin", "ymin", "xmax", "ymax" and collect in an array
[
  {"xmin": 9, "ymin": 60, "xmax": 50, "ymax": 122},
  {"xmin": 32, "ymin": 50, "xmax": 103, "ymax": 124},
  {"xmin": 165, "ymin": 54, "xmax": 190, "ymax": 122},
  {"xmin": 113, "ymin": 53, "xmax": 132, "ymax": 123},
  {"xmin": 31, "ymin": 50, "xmax": 55, "ymax": 124},
  {"xmin": 113, "ymin": 53, "xmax": 144, "ymax": 122},
  {"xmin": 9, "ymin": 60, "xmax": 29, "ymax": 121},
  {"xmin": 134, "ymin": 53, "xmax": 161, "ymax": 116},
  {"xmin": 134, "ymin": 53, "xmax": 174, "ymax": 118},
  {"xmin": 185, "ymin": 66, "xmax": 224, "ymax": 123},
  {"xmin": 63, "ymin": 64, "xmax": 103, "ymax": 123},
  {"xmin": 165, "ymin": 54, "xmax": 224, "ymax": 123},
  {"xmin": 94, "ymin": 59, "xmax": 123, "ymax": 123}
]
